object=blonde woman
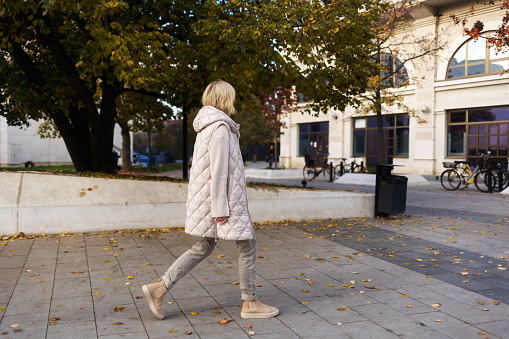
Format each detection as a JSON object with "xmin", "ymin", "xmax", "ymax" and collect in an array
[{"xmin": 142, "ymin": 80, "xmax": 279, "ymax": 320}]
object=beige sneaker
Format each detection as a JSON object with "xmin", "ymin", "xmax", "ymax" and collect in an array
[
  {"xmin": 142, "ymin": 279, "xmax": 168, "ymax": 320},
  {"xmin": 240, "ymin": 300, "xmax": 279, "ymax": 319}
]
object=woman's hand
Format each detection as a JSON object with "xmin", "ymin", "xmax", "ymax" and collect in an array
[{"xmin": 214, "ymin": 217, "xmax": 228, "ymax": 225}]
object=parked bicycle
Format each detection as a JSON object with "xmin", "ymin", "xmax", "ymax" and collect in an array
[
  {"xmin": 343, "ymin": 157, "xmax": 367, "ymax": 174},
  {"xmin": 488, "ymin": 160, "xmax": 509, "ymax": 191},
  {"xmin": 333, "ymin": 158, "xmax": 348, "ymax": 178},
  {"xmin": 303, "ymin": 153, "xmax": 334, "ymax": 182},
  {"xmin": 440, "ymin": 152, "xmax": 494, "ymax": 192}
]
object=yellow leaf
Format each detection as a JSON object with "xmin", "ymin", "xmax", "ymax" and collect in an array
[
  {"xmin": 190, "ymin": 312, "xmax": 198, "ymax": 316},
  {"xmin": 112, "ymin": 322, "xmax": 123, "ymax": 325},
  {"xmin": 338, "ymin": 307, "xmax": 346, "ymax": 311},
  {"xmin": 218, "ymin": 318, "xmax": 231, "ymax": 324},
  {"xmin": 79, "ymin": 192, "xmax": 86, "ymax": 197},
  {"xmin": 114, "ymin": 306, "xmax": 125, "ymax": 312},
  {"xmin": 127, "ymin": 276, "xmax": 134, "ymax": 279}
]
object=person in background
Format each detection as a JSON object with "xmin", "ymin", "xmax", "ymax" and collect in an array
[{"xmin": 267, "ymin": 144, "xmax": 275, "ymax": 168}]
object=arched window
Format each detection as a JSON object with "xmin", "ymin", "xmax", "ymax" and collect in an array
[
  {"xmin": 381, "ymin": 54, "xmax": 409, "ymax": 87},
  {"xmin": 448, "ymin": 32, "xmax": 509, "ymax": 79}
]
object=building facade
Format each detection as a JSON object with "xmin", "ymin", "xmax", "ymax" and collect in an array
[
  {"xmin": 0, "ymin": 116, "xmax": 126, "ymax": 167},
  {"xmin": 280, "ymin": 0, "xmax": 509, "ymax": 175}
]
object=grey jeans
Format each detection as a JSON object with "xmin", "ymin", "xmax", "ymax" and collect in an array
[{"xmin": 162, "ymin": 237, "xmax": 257, "ymax": 301}]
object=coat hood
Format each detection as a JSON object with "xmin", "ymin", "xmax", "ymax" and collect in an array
[{"xmin": 193, "ymin": 106, "xmax": 240, "ymax": 135}]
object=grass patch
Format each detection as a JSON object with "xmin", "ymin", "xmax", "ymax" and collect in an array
[
  {"xmin": 132, "ymin": 163, "xmax": 190, "ymax": 172},
  {"xmin": 2, "ymin": 165, "xmax": 76, "ymax": 172}
]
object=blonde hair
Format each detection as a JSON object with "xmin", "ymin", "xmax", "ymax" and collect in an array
[{"xmin": 201, "ymin": 80, "xmax": 235, "ymax": 115}]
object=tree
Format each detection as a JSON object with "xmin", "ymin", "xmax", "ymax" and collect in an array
[
  {"xmin": 116, "ymin": 92, "xmax": 172, "ymax": 171},
  {"xmin": 257, "ymin": 87, "xmax": 298, "ymax": 168},
  {"xmin": 451, "ymin": 0, "xmax": 509, "ymax": 58},
  {"xmin": 229, "ymin": 95, "xmax": 273, "ymax": 152},
  {"xmin": 0, "ymin": 0, "xmax": 388, "ymax": 174},
  {"xmin": 282, "ymin": 0, "xmax": 390, "ymax": 116},
  {"xmin": 0, "ymin": 1, "xmax": 174, "ymax": 172},
  {"xmin": 355, "ymin": 0, "xmax": 448, "ymax": 165}
]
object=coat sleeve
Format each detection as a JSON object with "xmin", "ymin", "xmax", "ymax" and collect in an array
[{"xmin": 209, "ymin": 124, "xmax": 230, "ymax": 217}]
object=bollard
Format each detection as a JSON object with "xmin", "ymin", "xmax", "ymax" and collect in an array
[{"xmin": 488, "ymin": 168, "xmax": 493, "ymax": 193}]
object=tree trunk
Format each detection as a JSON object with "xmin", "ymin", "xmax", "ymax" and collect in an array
[
  {"xmin": 147, "ymin": 131, "xmax": 152, "ymax": 171},
  {"xmin": 274, "ymin": 133, "xmax": 278, "ymax": 169},
  {"xmin": 182, "ymin": 106, "xmax": 189, "ymax": 180},
  {"xmin": 375, "ymin": 88, "xmax": 387, "ymax": 165},
  {"xmin": 117, "ymin": 117, "xmax": 134, "ymax": 171}
]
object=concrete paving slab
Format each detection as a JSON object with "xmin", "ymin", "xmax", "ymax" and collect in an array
[
  {"xmin": 1, "ymin": 178, "xmax": 509, "ymax": 338},
  {"xmin": 46, "ymin": 320, "xmax": 98, "ymax": 338}
]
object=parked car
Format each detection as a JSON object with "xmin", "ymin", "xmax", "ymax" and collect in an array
[{"xmin": 132, "ymin": 152, "xmax": 148, "ymax": 167}]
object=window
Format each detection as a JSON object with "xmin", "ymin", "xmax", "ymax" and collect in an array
[
  {"xmin": 447, "ymin": 107, "xmax": 509, "ymax": 157},
  {"xmin": 353, "ymin": 115, "xmax": 409, "ymax": 167},
  {"xmin": 381, "ymin": 55, "xmax": 409, "ymax": 87},
  {"xmin": 447, "ymin": 32, "xmax": 509, "ymax": 79},
  {"xmin": 299, "ymin": 122, "xmax": 329, "ymax": 157}
]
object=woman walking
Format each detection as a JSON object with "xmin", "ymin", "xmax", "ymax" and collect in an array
[{"xmin": 142, "ymin": 80, "xmax": 279, "ymax": 320}]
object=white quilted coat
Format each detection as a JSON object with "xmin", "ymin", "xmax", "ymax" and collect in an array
[{"xmin": 185, "ymin": 106, "xmax": 254, "ymax": 241}]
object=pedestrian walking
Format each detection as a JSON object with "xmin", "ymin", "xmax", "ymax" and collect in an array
[
  {"xmin": 267, "ymin": 144, "xmax": 275, "ymax": 168},
  {"xmin": 141, "ymin": 80, "xmax": 279, "ymax": 320}
]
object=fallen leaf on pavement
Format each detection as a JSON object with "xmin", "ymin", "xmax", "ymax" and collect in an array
[
  {"xmin": 218, "ymin": 318, "xmax": 231, "ymax": 324},
  {"xmin": 114, "ymin": 306, "xmax": 124, "ymax": 312},
  {"xmin": 112, "ymin": 322, "xmax": 123, "ymax": 325}
]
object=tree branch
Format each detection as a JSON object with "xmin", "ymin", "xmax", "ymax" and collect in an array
[{"xmin": 124, "ymin": 88, "xmax": 166, "ymax": 100}]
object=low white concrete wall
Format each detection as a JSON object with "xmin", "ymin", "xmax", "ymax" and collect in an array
[
  {"xmin": 335, "ymin": 173, "xmax": 430, "ymax": 186},
  {"xmin": 0, "ymin": 172, "xmax": 374, "ymax": 235},
  {"xmin": 245, "ymin": 168, "xmax": 303, "ymax": 179}
]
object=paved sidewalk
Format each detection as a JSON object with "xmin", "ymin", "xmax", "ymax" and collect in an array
[{"xmin": 1, "ymin": 177, "xmax": 509, "ymax": 338}]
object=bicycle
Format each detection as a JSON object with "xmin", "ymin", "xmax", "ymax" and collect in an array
[
  {"xmin": 440, "ymin": 152, "xmax": 494, "ymax": 192},
  {"xmin": 344, "ymin": 157, "xmax": 367, "ymax": 174},
  {"xmin": 333, "ymin": 158, "xmax": 348, "ymax": 178},
  {"xmin": 303, "ymin": 153, "xmax": 334, "ymax": 182},
  {"xmin": 488, "ymin": 161, "xmax": 509, "ymax": 191}
]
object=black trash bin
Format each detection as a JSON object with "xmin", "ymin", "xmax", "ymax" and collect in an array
[{"xmin": 375, "ymin": 164, "xmax": 408, "ymax": 217}]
